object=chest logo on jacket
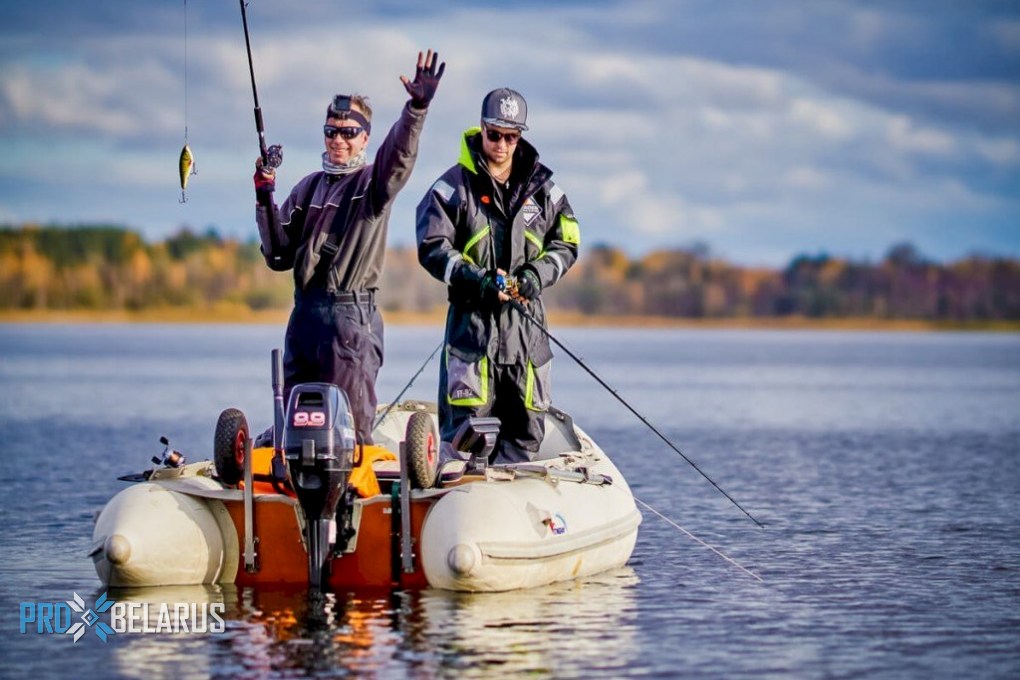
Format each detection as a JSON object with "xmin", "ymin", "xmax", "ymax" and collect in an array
[{"xmin": 521, "ymin": 197, "xmax": 541, "ymax": 225}]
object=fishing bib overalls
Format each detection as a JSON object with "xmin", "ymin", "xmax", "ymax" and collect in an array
[{"xmin": 256, "ymin": 103, "xmax": 428, "ymax": 443}]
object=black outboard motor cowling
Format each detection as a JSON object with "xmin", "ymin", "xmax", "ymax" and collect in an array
[{"xmin": 283, "ymin": 383, "xmax": 356, "ymax": 589}]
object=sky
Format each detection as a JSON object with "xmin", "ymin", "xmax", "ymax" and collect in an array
[{"xmin": 1, "ymin": 0, "xmax": 1018, "ymax": 266}]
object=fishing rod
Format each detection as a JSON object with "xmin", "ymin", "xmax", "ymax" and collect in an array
[
  {"xmin": 503, "ymin": 293, "xmax": 765, "ymax": 529},
  {"xmin": 373, "ymin": 340, "xmax": 444, "ymax": 430},
  {"xmin": 238, "ymin": 0, "xmax": 282, "ymax": 171}
]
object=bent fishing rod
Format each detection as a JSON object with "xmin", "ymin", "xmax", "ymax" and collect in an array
[
  {"xmin": 239, "ymin": 1, "xmax": 282, "ymax": 171},
  {"xmin": 505, "ymin": 295, "xmax": 765, "ymax": 529}
]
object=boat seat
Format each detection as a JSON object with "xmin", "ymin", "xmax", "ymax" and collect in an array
[{"xmin": 535, "ymin": 407, "xmax": 583, "ymax": 460}]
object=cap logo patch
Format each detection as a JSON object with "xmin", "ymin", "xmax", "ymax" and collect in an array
[{"xmin": 500, "ymin": 95, "xmax": 520, "ymax": 119}]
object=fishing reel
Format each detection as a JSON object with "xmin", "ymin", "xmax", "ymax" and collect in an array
[
  {"xmin": 151, "ymin": 436, "xmax": 186, "ymax": 468},
  {"xmin": 264, "ymin": 144, "xmax": 283, "ymax": 170},
  {"xmin": 494, "ymin": 274, "xmax": 527, "ymax": 304}
]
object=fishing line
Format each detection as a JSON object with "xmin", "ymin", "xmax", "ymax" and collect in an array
[
  {"xmin": 634, "ymin": 496, "xmax": 764, "ymax": 583},
  {"xmin": 178, "ymin": 0, "xmax": 196, "ymax": 203},
  {"xmin": 373, "ymin": 340, "xmax": 444, "ymax": 430},
  {"xmin": 184, "ymin": 0, "xmax": 188, "ymax": 144},
  {"xmin": 506, "ymin": 298, "xmax": 765, "ymax": 528}
]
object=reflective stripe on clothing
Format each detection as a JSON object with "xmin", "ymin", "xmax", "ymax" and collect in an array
[
  {"xmin": 544, "ymin": 250, "xmax": 565, "ymax": 281},
  {"xmin": 548, "ymin": 183, "xmax": 564, "ymax": 205},
  {"xmin": 524, "ymin": 359, "xmax": 552, "ymax": 412},
  {"xmin": 443, "ymin": 252, "xmax": 463, "ymax": 284},
  {"xmin": 460, "ymin": 225, "xmax": 490, "ymax": 265},
  {"xmin": 431, "ymin": 178, "xmax": 455, "ymax": 203},
  {"xmin": 524, "ymin": 230, "xmax": 543, "ymax": 252}
]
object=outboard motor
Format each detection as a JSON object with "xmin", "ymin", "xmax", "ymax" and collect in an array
[{"xmin": 283, "ymin": 383, "xmax": 356, "ymax": 589}]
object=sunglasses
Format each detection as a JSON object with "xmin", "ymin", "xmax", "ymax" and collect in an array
[
  {"xmin": 484, "ymin": 128, "xmax": 521, "ymax": 145},
  {"xmin": 324, "ymin": 125, "xmax": 365, "ymax": 140}
]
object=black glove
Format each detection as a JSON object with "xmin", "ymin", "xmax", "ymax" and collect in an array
[
  {"xmin": 480, "ymin": 270, "xmax": 504, "ymax": 304},
  {"xmin": 514, "ymin": 267, "xmax": 542, "ymax": 301},
  {"xmin": 401, "ymin": 49, "xmax": 445, "ymax": 108}
]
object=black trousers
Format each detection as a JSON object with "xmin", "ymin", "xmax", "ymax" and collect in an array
[
  {"xmin": 438, "ymin": 358, "xmax": 546, "ymax": 464},
  {"xmin": 283, "ymin": 296, "xmax": 383, "ymax": 444}
]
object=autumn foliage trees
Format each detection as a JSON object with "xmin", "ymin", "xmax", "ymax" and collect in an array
[
  {"xmin": 1, "ymin": 225, "xmax": 288, "ymax": 312},
  {"xmin": 1, "ymin": 224, "xmax": 1017, "ymax": 322}
]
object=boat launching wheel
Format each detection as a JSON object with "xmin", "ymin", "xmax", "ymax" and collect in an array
[
  {"xmin": 405, "ymin": 411, "xmax": 439, "ymax": 489},
  {"xmin": 214, "ymin": 408, "xmax": 249, "ymax": 486}
]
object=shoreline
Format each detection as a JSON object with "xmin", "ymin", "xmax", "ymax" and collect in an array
[{"xmin": 0, "ymin": 307, "xmax": 1016, "ymax": 332}]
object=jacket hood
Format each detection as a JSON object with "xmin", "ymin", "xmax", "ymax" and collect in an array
[{"xmin": 458, "ymin": 127, "xmax": 540, "ymax": 177}]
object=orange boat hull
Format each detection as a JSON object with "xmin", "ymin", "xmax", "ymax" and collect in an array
[
  {"xmin": 224, "ymin": 492, "xmax": 433, "ymax": 589},
  {"xmin": 220, "ymin": 444, "xmax": 432, "ymax": 589}
]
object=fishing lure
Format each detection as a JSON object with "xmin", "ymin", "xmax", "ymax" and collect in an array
[{"xmin": 179, "ymin": 143, "xmax": 196, "ymax": 203}]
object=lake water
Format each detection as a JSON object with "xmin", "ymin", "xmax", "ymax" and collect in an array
[{"xmin": 0, "ymin": 323, "xmax": 1018, "ymax": 678}]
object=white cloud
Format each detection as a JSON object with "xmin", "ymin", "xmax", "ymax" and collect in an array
[
  {"xmin": 790, "ymin": 98, "xmax": 854, "ymax": 140},
  {"xmin": 675, "ymin": 58, "xmax": 786, "ymax": 110},
  {"xmin": 571, "ymin": 55, "xmax": 649, "ymax": 89},
  {"xmin": 785, "ymin": 166, "xmax": 830, "ymax": 190},
  {"xmin": 991, "ymin": 19, "xmax": 1020, "ymax": 53},
  {"xmin": 885, "ymin": 115, "xmax": 956, "ymax": 155},
  {"xmin": 2, "ymin": 63, "xmax": 166, "ymax": 135},
  {"xmin": 975, "ymin": 137, "xmax": 1020, "ymax": 166},
  {"xmin": 598, "ymin": 169, "xmax": 648, "ymax": 207}
]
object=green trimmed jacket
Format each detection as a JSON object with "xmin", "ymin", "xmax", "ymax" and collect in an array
[{"xmin": 416, "ymin": 128, "xmax": 580, "ymax": 367}]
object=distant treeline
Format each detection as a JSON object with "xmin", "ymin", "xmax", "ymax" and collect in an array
[{"xmin": 2, "ymin": 224, "xmax": 1018, "ymax": 322}]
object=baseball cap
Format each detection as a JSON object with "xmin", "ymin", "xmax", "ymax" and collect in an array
[{"xmin": 481, "ymin": 88, "xmax": 528, "ymax": 131}]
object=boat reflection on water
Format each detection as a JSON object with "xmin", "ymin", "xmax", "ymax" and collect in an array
[
  {"xmin": 413, "ymin": 568, "xmax": 642, "ymax": 676},
  {"xmin": 105, "ymin": 569, "xmax": 640, "ymax": 676}
]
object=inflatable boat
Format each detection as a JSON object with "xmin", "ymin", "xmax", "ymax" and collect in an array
[{"xmin": 90, "ymin": 355, "xmax": 641, "ymax": 593}]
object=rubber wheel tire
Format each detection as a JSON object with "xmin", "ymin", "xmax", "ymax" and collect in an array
[
  {"xmin": 215, "ymin": 408, "xmax": 249, "ymax": 486},
  {"xmin": 406, "ymin": 411, "xmax": 439, "ymax": 489}
]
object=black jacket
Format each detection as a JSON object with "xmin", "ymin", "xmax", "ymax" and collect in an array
[{"xmin": 416, "ymin": 127, "xmax": 580, "ymax": 365}]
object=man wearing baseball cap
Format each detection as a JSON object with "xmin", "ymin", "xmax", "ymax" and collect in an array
[
  {"xmin": 254, "ymin": 50, "xmax": 445, "ymax": 445},
  {"xmin": 416, "ymin": 87, "xmax": 581, "ymax": 464}
]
